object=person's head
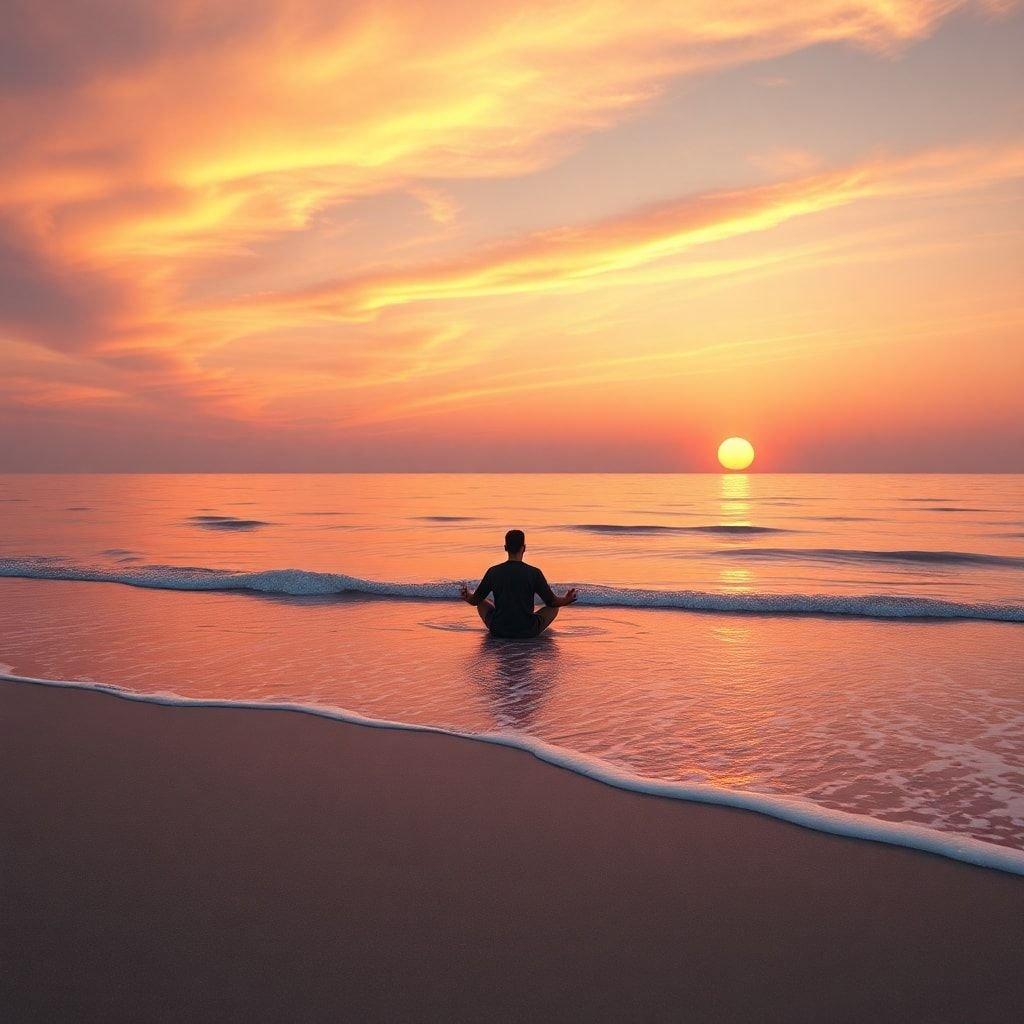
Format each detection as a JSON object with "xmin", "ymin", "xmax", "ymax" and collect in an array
[{"xmin": 504, "ymin": 529, "xmax": 526, "ymax": 558}]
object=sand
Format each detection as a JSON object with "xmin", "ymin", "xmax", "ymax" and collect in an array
[{"xmin": 2, "ymin": 679, "xmax": 1022, "ymax": 1023}]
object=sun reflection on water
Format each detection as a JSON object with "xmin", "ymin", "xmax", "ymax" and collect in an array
[
  {"xmin": 718, "ymin": 567, "xmax": 754, "ymax": 592},
  {"xmin": 719, "ymin": 473, "xmax": 751, "ymax": 523}
]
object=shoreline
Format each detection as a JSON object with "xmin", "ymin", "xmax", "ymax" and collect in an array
[
  {"xmin": 3, "ymin": 678, "xmax": 1023, "ymax": 1022},
  {"xmin": 5, "ymin": 671, "xmax": 1024, "ymax": 876}
]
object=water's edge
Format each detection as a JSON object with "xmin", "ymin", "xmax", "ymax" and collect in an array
[{"xmin": 4, "ymin": 671, "xmax": 1023, "ymax": 877}]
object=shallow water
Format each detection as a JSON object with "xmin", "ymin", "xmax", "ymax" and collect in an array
[{"xmin": 1, "ymin": 474, "xmax": 1023, "ymax": 859}]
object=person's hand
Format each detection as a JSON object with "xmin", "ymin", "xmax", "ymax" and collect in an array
[
  {"xmin": 564, "ymin": 588, "xmax": 578, "ymax": 604},
  {"xmin": 459, "ymin": 582, "xmax": 471, "ymax": 602}
]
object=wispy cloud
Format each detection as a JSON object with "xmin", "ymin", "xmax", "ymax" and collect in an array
[
  {"xmin": 231, "ymin": 143, "xmax": 1024, "ymax": 322},
  {"xmin": 2, "ymin": 2, "xmax": 997, "ymax": 346},
  {"xmin": 1, "ymin": 0, "xmax": 1020, "ymax": 468}
]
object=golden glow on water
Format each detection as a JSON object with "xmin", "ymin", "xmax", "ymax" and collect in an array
[
  {"xmin": 5, "ymin": 572, "xmax": 1023, "ymax": 849},
  {"xmin": 711, "ymin": 623, "xmax": 753, "ymax": 645},
  {"xmin": 718, "ymin": 567, "xmax": 754, "ymax": 592},
  {"xmin": 2, "ymin": 471, "xmax": 1024, "ymax": 851},
  {"xmin": 4, "ymin": 471, "xmax": 1024, "ymax": 602},
  {"xmin": 719, "ymin": 472, "xmax": 752, "ymax": 524}
]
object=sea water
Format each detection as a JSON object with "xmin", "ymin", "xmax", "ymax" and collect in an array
[{"xmin": 2, "ymin": 473, "xmax": 1023, "ymax": 868}]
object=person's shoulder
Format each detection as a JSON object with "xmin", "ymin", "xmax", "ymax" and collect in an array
[{"xmin": 524, "ymin": 561, "xmax": 545, "ymax": 576}]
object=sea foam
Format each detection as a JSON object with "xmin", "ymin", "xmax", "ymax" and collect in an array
[{"xmin": 2, "ymin": 557, "xmax": 1024, "ymax": 622}]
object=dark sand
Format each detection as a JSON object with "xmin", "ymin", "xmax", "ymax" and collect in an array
[{"xmin": 2, "ymin": 680, "xmax": 1022, "ymax": 1023}]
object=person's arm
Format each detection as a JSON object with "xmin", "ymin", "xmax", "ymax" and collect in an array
[
  {"xmin": 536, "ymin": 570, "xmax": 578, "ymax": 608},
  {"xmin": 459, "ymin": 569, "xmax": 492, "ymax": 606}
]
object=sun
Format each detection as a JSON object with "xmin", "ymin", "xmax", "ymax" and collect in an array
[{"xmin": 718, "ymin": 436, "xmax": 755, "ymax": 471}]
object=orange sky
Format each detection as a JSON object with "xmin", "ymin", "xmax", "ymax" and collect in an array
[{"xmin": 2, "ymin": 0, "xmax": 1022, "ymax": 470}]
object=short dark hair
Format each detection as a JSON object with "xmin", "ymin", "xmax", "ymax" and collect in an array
[{"xmin": 504, "ymin": 529, "xmax": 525, "ymax": 553}]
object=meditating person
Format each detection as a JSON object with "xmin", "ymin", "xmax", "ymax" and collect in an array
[{"xmin": 460, "ymin": 529, "xmax": 578, "ymax": 638}]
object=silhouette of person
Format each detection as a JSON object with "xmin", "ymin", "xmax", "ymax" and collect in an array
[{"xmin": 460, "ymin": 529, "xmax": 577, "ymax": 638}]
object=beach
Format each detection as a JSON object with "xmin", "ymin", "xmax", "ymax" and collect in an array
[
  {"xmin": 4, "ymin": 678, "xmax": 1022, "ymax": 1023},
  {"xmin": 5, "ymin": 0, "xmax": 1024, "ymax": 1015}
]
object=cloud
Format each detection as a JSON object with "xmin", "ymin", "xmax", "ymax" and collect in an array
[
  {"xmin": 0, "ymin": 0, "xmax": 1015, "ymax": 430},
  {"xmin": 0, "ymin": 216, "xmax": 131, "ymax": 352},
  {"xmin": 748, "ymin": 148, "xmax": 824, "ymax": 177},
  {"xmin": 407, "ymin": 186, "xmax": 460, "ymax": 226},
  {"xmin": 0, "ymin": 375, "xmax": 125, "ymax": 409},
  {"xmin": 5, "ymin": 2, "xmax": 998, "ymax": 252},
  {"xmin": 230, "ymin": 143, "xmax": 1024, "ymax": 322}
]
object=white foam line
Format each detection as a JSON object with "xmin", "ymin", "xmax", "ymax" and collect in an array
[
  {"xmin": 2, "ymin": 558, "xmax": 1023, "ymax": 622},
  {"xmin": 4, "ymin": 671, "xmax": 1024, "ymax": 877}
]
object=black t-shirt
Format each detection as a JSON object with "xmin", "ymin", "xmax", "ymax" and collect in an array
[{"xmin": 472, "ymin": 560, "xmax": 557, "ymax": 638}]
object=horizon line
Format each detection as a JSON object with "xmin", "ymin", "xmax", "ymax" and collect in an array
[{"xmin": 2, "ymin": 470, "xmax": 1022, "ymax": 477}]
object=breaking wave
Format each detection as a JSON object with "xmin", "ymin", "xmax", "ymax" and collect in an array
[{"xmin": 2, "ymin": 556, "xmax": 1023, "ymax": 623}]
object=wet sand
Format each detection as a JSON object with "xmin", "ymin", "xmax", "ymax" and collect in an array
[{"xmin": 2, "ymin": 679, "xmax": 1022, "ymax": 1023}]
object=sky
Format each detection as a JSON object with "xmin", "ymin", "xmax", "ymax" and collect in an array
[{"xmin": 1, "ymin": 0, "xmax": 1022, "ymax": 471}]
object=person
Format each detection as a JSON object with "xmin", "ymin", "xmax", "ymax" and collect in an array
[{"xmin": 459, "ymin": 529, "xmax": 578, "ymax": 638}]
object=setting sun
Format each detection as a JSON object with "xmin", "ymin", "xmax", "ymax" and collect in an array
[{"xmin": 718, "ymin": 437, "xmax": 755, "ymax": 471}]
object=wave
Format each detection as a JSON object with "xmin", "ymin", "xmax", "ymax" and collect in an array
[
  {"xmin": 806, "ymin": 515, "xmax": 879, "ymax": 522},
  {"xmin": 925, "ymin": 507, "xmax": 993, "ymax": 513},
  {"xmin": 414, "ymin": 515, "xmax": 481, "ymax": 522},
  {"xmin": 99, "ymin": 548, "xmax": 141, "ymax": 563},
  {"xmin": 188, "ymin": 515, "xmax": 272, "ymax": 531},
  {"xmin": 714, "ymin": 547, "xmax": 1024, "ymax": 569},
  {"xmin": 567, "ymin": 523, "xmax": 790, "ymax": 535},
  {"xmin": 3, "ymin": 670, "xmax": 1023, "ymax": 876},
  {"xmin": 2, "ymin": 556, "xmax": 1023, "ymax": 622}
]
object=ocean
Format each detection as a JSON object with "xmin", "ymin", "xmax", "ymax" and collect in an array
[{"xmin": 2, "ymin": 473, "xmax": 1023, "ymax": 870}]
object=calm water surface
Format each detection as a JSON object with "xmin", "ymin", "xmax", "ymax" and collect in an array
[{"xmin": 1, "ymin": 474, "xmax": 1022, "ymax": 855}]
